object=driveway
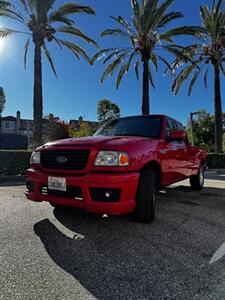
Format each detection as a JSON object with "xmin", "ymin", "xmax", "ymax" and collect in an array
[{"xmin": 0, "ymin": 175, "xmax": 225, "ymax": 300}]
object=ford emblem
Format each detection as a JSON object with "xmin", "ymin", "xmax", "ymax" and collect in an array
[{"xmin": 56, "ymin": 156, "xmax": 68, "ymax": 164}]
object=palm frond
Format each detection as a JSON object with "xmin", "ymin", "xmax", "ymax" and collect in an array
[
  {"xmin": 126, "ymin": 51, "xmax": 137, "ymax": 71},
  {"xmin": 0, "ymin": 1, "xmax": 11, "ymax": 8},
  {"xmin": 188, "ymin": 69, "xmax": 200, "ymax": 96},
  {"xmin": 203, "ymin": 65, "xmax": 209, "ymax": 89},
  {"xmin": 116, "ymin": 51, "xmax": 137, "ymax": 88},
  {"xmin": 49, "ymin": 15, "xmax": 74, "ymax": 26},
  {"xmin": 116, "ymin": 64, "xmax": 127, "ymax": 89},
  {"xmin": 101, "ymin": 28, "xmax": 131, "ymax": 38},
  {"xmin": 111, "ymin": 16, "xmax": 135, "ymax": 37},
  {"xmin": 134, "ymin": 60, "xmax": 139, "ymax": 79},
  {"xmin": 163, "ymin": 44, "xmax": 198, "ymax": 66},
  {"xmin": 48, "ymin": 10, "xmax": 74, "ymax": 25},
  {"xmin": 0, "ymin": 27, "xmax": 26, "ymax": 37},
  {"xmin": 24, "ymin": 36, "xmax": 31, "ymax": 69},
  {"xmin": 52, "ymin": 3, "xmax": 95, "ymax": 17},
  {"xmin": 160, "ymin": 26, "xmax": 206, "ymax": 40},
  {"xmin": 116, "ymin": 51, "xmax": 137, "ymax": 89},
  {"xmin": 52, "ymin": 36, "xmax": 63, "ymax": 49},
  {"xmin": 36, "ymin": 0, "xmax": 56, "ymax": 23},
  {"xmin": 0, "ymin": 6, "xmax": 26, "ymax": 24},
  {"xmin": 103, "ymin": 49, "xmax": 129, "ymax": 65},
  {"xmin": 42, "ymin": 43, "xmax": 57, "ymax": 77},
  {"xmin": 158, "ymin": 11, "xmax": 183, "ymax": 28},
  {"xmin": 57, "ymin": 26, "xmax": 98, "ymax": 47},
  {"xmin": 150, "ymin": 52, "xmax": 158, "ymax": 72},
  {"xmin": 157, "ymin": 55, "xmax": 172, "ymax": 72},
  {"xmin": 91, "ymin": 48, "xmax": 130, "ymax": 64},
  {"xmin": 172, "ymin": 64, "xmax": 196, "ymax": 95},
  {"xmin": 151, "ymin": 0, "xmax": 174, "ymax": 26},
  {"xmin": 131, "ymin": 0, "xmax": 140, "ymax": 22},
  {"xmin": 58, "ymin": 39, "xmax": 90, "ymax": 63},
  {"xmin": 100, "ymin": 54, "xmax": 127, "ymax": 84}
]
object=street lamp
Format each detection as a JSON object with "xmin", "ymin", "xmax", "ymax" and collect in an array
[{"xmin": 190, "ymin": 111, "xmax": 201, "ymax": 146}]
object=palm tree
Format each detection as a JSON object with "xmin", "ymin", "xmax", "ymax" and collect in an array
[
  {"xmin": 171, "ymin": 0, "xmax": 225, "ymax": 153},
  {"xmin": 0, "ymin": 0, "xmax": 97, "ymax": 147},
  {"xmin": 92, "ymin": 0, "xmax": 202, "ymax": 115},
  {"xmin": 0, "ymin": 86, "xmax": 6, "ymax": 117}
]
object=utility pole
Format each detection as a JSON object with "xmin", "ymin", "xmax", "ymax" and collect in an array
[{"xmin": 190, "ymin": 111, "xmax": 201, "ymax": 146}]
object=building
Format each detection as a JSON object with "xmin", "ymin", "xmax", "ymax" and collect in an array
[
  {"xmin": 0, "ymin": 111, "xmax": 33, "ymax": 136},
  {"xmin": 0, "ymin": 112, "xmax": 99, "ymax": 149},
  {"xmin": 69, "ymin": 116, "xmax": 99, "ymax": 132},
  {"xmin": 0, "ymin": 111, "xmax": 33, "ymax": 149}
]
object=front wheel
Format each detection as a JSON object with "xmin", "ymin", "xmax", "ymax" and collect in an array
[
  {"xmin": 134, "ymin": 169, "xmax": 156, "ymax": 223},
  {"xmin": 190, "ymin": 164, "xmax": 204, "ymax": 190}
]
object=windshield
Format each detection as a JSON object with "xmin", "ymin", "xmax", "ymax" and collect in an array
[{"xmin": 94, "ymin": 116, "xmax": 163, "ymax": 138}]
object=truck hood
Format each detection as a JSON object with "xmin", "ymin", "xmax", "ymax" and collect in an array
[{"xmin": 42, "ymin": 135, "xmax": 151, "ymax": 150}]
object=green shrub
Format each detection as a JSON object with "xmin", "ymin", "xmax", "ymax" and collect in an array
[
  {"xmin": 206, "ymin": 153, "xmax": 225, "ymax": 169},
  {"xmin": 0, "ymin": 150, "xmax": 31, "ymax": 176}
]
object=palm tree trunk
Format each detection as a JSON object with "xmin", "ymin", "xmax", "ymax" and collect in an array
[
  {"xmin": 33, "ymin": 39, "xmax": 43, "ymax": 148},
  {"xmin": 142, "ymin": 59, "xmax": 150, "ymax": 115},
  {"xmin": 213, "ymin": 63, "xmax": 223, "ymax": 153}
]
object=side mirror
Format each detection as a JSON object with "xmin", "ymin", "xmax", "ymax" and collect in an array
[{"xmin": 169, "ymin": 130, "xmax": 186, "ymax": 141}]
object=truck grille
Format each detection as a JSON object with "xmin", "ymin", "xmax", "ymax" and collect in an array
[{"xmin": 41, "ymin": 149, "xmax": 90, "ymax": 170}]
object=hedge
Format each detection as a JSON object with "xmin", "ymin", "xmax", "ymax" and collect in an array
[
  {"xmin": 0, "ymin": 133, "xmax": 28, "ymax": 150},
  {"xmin": 206, "ymin": 153, "xmax": 225, "ymax": 169},
  {"xmin": 0, "ymin": 150, "xmax": 31, "ymax": 176}
]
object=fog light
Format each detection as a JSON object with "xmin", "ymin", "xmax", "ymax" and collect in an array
[
  {"xmin": 90, "ymin": 188, "xmax": 121, "ymax": 202},
  {"xmin": 105, "ymin": 192, "xmax": 111, "ymax": 199},
  {"xmin": 26, "ymin": 180, "xmax": 35, "ymax": 192}
]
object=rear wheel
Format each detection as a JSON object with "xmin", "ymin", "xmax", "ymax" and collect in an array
[
  {"xmin": 134, "ymin": 169, "xmax": 156, "ymax": 223},
  {"xmin": 190, "ymin": 164, "xmax": 204, "ymax": 190}
]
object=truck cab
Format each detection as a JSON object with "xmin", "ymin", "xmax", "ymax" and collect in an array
[{"xmin": 25, "ymin": 115, "xmax": 207, "ymax": 223}]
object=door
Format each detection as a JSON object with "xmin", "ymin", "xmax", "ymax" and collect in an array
[{"xmin": 162, "ymin": 118, "xmax": 188, "ymax": 184}]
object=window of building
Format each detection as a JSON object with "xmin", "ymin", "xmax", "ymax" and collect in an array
[{"xmin": 4, "ymin": 121, "xmax": 15, "ymax": 129}]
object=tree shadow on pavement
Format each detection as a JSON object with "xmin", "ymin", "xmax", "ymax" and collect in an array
[{"xmin": 33, "ymin": 184, "xmax": 225, "ymax": 300}]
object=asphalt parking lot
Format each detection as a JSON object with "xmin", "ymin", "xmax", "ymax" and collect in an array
[{"xmin": 0, "ymin": 173, "xmax": 225, "ymax": 300}]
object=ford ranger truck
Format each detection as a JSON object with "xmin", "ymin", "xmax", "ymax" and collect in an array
[{"xmin": 25, "ymin": 115, "xmax": 207, "ymax": 223}]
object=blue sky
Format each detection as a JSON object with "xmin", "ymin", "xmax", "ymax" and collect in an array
[{"xmin": 0, "ymin": 0, "xmax": 224, "ymax": 125}]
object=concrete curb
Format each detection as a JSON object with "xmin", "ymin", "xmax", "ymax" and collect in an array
[{"xmin": 206, "ymin": 169, "xmax": 225, "ymax": 175}]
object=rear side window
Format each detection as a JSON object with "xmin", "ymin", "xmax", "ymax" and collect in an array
[{"xmin": 166, "ymin": 118, "xmax": 178, "ymax": 138}]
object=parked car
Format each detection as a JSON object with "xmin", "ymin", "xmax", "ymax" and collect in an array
[{"xmin": 25, "ymin": 115, "xmax": 207, "ymax": 223}]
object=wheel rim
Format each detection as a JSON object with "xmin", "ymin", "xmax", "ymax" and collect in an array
[{"xmin": 199, "ymin": 167, "xmax": 204, "ymax": 186}]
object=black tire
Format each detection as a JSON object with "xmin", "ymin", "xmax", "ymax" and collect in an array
[
  {"xmin": 134, "ymin": 169, "xmax": 156, "ymax": 223},
  {"xmin": 190, "ymin": 164, "xmax": 204, "ymax": 190}
]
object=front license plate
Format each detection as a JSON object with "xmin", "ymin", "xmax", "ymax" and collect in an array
[{"xmin": 48, "ymin": 177, "xmax": 67, "ymax": 192}]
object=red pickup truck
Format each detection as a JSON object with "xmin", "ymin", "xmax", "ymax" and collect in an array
[{"xmin": 25, "ymin": 115, "xmax": 207, "ymax": 223}]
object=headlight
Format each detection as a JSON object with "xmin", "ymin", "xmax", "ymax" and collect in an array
[
  {"xmin": 94, "ymin": 151, "xmax": 129, "ymax": 166},
  {"xmin": 30, "ymin": 151, "xmax": 41, "ymax": 164}
]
